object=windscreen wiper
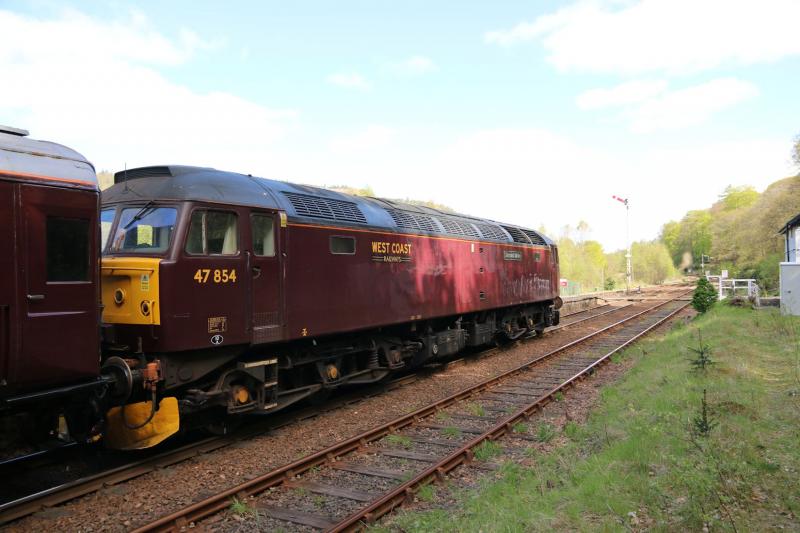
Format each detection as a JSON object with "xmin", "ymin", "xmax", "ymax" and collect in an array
[{"xmin": 122, "ymin": 201, "xmax": 155, "ymax": 230}]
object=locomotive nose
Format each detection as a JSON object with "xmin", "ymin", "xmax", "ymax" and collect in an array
[{"xmin": 101, "ymin": 257, "xmax": 162, "ymax": 325}]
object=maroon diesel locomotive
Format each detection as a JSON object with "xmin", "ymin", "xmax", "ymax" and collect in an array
[
  {"xmin": 1, "ymin": 126, "xmax": 561, "ymax": 451},
  {"xmin": 99, "ymin": 165, "xmax": 561, "ymax": 446}
]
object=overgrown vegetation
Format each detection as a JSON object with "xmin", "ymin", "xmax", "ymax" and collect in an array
[
  {"xmin": 384, "ymin": 306, "xmax": 800, "ymax": 531},
  {"xmin": 472, "ymin": 440, "xmax": 502, "ymax": 461},
  {"xmin": 385, "ymin": 434, "xmax": 413, "ymax": 449}
]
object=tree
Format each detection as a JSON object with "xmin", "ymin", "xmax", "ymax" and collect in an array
[
  {"xmin": 793, "ymin": 132, "xmax": 800, "ymax": 172},
  {"xmin": 691, "ymin": 278, "xmax": 718, "ymax": 313},
  {"xmin": 718, "ymin": 185, "xmax": 758, "ymax": 211}
]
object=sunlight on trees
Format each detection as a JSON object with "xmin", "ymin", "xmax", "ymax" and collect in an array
[{"xmin": 660, "ymin": 175, "xmax": 800, "ymax": 290}]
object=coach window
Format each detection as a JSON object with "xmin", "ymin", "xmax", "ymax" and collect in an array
[
  {"xmin": 251, "ymin": 214, "xmax": 275, "ymax": 257},
  {"xmin": 185, "ymin": 210, "xmax": 238, "ymax": 255},
  {"xmin": 330, "ymin": 235, "xmax": 356, "ymax": 255},
  {"xmin": 47, "ymin": 217, "xmax": 90, "ymax": 281}
]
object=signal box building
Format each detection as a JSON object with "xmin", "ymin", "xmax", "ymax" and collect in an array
[{"xmin": 779, "ymin": 213, "xmax": 800, "ymax": 315}]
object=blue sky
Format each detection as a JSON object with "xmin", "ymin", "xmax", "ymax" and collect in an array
[{"xmin": 1, "ymin": 0, "xmax": 798, "ymax": 251}]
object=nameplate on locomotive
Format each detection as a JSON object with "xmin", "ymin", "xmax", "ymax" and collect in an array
[
  {"xmin": 371, "ymin": 241, "xmax": 413, "ymax": 263},
  {"xmin": 503, "ymin": 250, "xmax": 522, "ymax": 261}
]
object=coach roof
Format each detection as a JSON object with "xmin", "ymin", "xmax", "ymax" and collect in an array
[
  {"xmin": 105, "ymin": 165, "xmax": 553, "ymax": 246},
  {"xmin": 0, "ymin": 126, "xmax": 97, "ymax": 189}
]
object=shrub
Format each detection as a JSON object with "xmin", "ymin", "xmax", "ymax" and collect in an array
[{"xmin": 691, "ymin": 278, "xmax": 718, "ymax": 313}]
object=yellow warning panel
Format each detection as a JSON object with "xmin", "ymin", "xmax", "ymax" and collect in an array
[
  {"xmin": 101, "ymin": 256, "xmax": 162, "ymax": 325},
  {"xmin": 104, "ymin": 397, "xmax": 179, "ymax": 450}
]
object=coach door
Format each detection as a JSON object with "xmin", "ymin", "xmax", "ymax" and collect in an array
[
  {"xmin": 19, "ymin": 184, "xmax": 99, "ymax": 388},
  {"xmin": 248, "ymin": 210, "xmax": 284, "ymax": 344}
]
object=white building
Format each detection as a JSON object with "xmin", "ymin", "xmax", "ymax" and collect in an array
[{"xmin": 779, "ymin": 214, "xmax": 800, "ymax": 315}]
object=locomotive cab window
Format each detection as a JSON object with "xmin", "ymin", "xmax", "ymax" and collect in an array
[
  {"xmin": 251, "ymin": 214, "xmax": 275, "ymax": 257},
  {"xmin": 110, "ymin": 206, "xmax": 177, "ymax": 254},
  {"xmin": 47, "ymin": 217, "xmax": 90, "ymax": 281},
  {"xmin": 186, "ymin": 210, "xmax": 239, "ymax": 255},
  {"xmin": 100, "ymin": 208, "xmax": 115, "ymax": 251},
  {"xmin": 330, "ymin": 235, "xmax": 356, "ymax": 255}
]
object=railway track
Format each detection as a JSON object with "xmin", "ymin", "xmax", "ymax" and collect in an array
[
  {"xmin": 0, "ymin": 287, "xmax": 687, "ymax": 528},
  {"xmin": 134, "ymin": 290, "xmax": 690, "ymax": 532}
]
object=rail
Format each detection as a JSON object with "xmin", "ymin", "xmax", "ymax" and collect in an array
[{"xmin": 135, "ymin": 289, "xmax": 690, "ymax": 532}]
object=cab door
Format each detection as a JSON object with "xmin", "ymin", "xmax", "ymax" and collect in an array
[
  {"xmin": 18, "ymin": 183, "xmax": 99, "ymax": 388},
  {"xmin": 248, "ymin": 210, "xmax": 285, "ymax": 344},
  {"xmin": 175, "ymin": 206, "xmax": 249, "ymax": 350}
]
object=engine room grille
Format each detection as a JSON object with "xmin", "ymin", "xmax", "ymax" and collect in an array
[
  {"xmin": 500, "ymin": 225, "xmax": 532, "ymax": 244},
  {"xmin": 388, "ymin": 210, "xmax": 441, "ymax": 233},
  {"xmin": 474, "ymin": 223, "xmax": 508, "ymax": 241},
  {"xmin": 439, "ymin": 218, "xmax": 479, "ymax": 238},
  {"xmin": 522, "ymin": 229, "xmax": 547, "ymax": 246},
  {"xmin": 283, "ymin": 192, "xmax": 367, "ymax": 224}
]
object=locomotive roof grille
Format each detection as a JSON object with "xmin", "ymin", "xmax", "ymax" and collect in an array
[
  {"xmin": 114, "ymin": 166, "xmax": 173, "ymax": 183},
  {"xmin": 501, "ymin": 225, "xmax": 532, "ymax": 244},
  {"xmin": 388, "ymin": 210, "xmax": 442, "ymax": 233},
  {"xmin": 283, "ymin": 192, "xmax": 367, "ymax": 224},
  {"xmin": 522, "ymin": 229, "xmax": 547, "ymax": 246},
  {"xmin": 439, "ymin": 217, "xmax": 480, "ymax": 238},
  {"xmin": 474, "ymin": 223, "xmax": 508, "ymax": 241}
]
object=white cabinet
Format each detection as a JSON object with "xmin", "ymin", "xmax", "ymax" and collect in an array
[{"xmin": 780, "ymin": 262, "xmax": 800, "ymax": 315}]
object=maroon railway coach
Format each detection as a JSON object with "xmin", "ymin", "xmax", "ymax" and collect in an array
[
  {"xmin": 0, "ymin": 125, "xmax": 118, "ymax": 442},
  {"xmin": 100, "ymin": 165, "xmax": 561, "ymax": 443}
]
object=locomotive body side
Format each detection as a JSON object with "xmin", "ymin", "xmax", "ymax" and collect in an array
[{"xmin": 283, "ymin": 222, "xmax": 559, "ymax": 340}]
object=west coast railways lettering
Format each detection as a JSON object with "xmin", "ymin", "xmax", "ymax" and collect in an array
[{"xmin": 371, "ymin": 240, "xmax": 413, "ymax": 263}]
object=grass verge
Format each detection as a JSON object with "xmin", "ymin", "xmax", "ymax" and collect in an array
[{"xmin": 381, "ymin": 306, "xmax": 800, "ymax": 531}]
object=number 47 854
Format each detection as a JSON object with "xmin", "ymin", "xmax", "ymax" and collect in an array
[{"xmin": 193, "ymin": 269, "xmax": 237, "ymax": 284}]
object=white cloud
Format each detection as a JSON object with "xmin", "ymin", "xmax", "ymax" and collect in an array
[
  {"xmin": 0, "ymin": 9, "xmax": 295, "ymax": 173},
  {"xmin": 577, "ymin": 79, "xmax": 667, "ymax": 110},
  {"xmin": 485, "ymin": 0, "xmax": 800, "ymax": 74},
  {"xmin": 628, "ymin": 78, "xmax": 758, "ymax": 133},
  {"xmin": 326, "ymin": 72, "xmax": 371, "ymax": 91},
  {"xmin": 358, "ymin": 129, "xmax": 793, "ymax": 251},
  {"xmin": 328, "ymin": 126, "xmax": 395, "ymax": 154},
  {"xmin": 392, "ymin": 55, "xmax": 438, "ymax": 76},
  {"xmin": 577, "ymin": 78, "xmax": 759, "ymax": 132}
]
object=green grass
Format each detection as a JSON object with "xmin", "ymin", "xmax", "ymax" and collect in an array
[
  {"xmin": 466, "ymin": 402, "xmax": 486, "ymax": 417},
  {"xmin": 473, "ymin": 440, "xmax": 502, "ymax": 461},
  {"xmin": 229, "ymin": 497, "xmax": 255, "ymax": 516},
  {"xmin": 384, "ymin": 306, "xmax": 800, "ymax": 532},
  {"xmin": 416, "ymin": 484, "xmax": 436, "ymax": 502},
  {"xmin": 535, "ymin": 422, "xmax": 556, "ymax": 443},
  {"xmin": 384, "ymin": 434, "xmax": 413, "ymax": 448},
  {"xmin": 512, "ymin": 422, "xmax": 528, "ymax": 434},
  {"xmin": 441, "ymin": 426, "xmax": 462, "ymax": 438}
]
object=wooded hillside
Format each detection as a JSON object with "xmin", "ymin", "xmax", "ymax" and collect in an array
[{"xmin": 660, "ymin": 176, "xmax": 800, "ymax": 290}]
